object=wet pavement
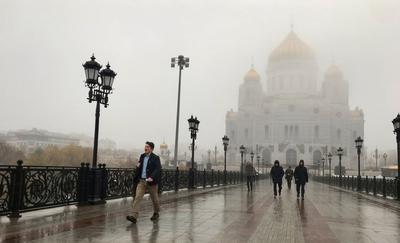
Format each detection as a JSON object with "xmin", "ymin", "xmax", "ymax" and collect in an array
[{"xmin": 1, "ymin": 180, "xmax": 399, "ymax": 243}]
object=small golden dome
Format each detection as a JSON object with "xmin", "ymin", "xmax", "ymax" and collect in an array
[
  {"xmin": 160, "ymin": 142, "xmax": 168, "ymax": 149},
  {"xmin": 244, "ymin": 68, "xmax": 261, "ymax": 82},
  {"xmin": 325, "ymin": 64, "xmax": 344, "ymax": 80},
  {"xmin": 268, "ymin": 31, "xmax": 315, "ymax": 64}
]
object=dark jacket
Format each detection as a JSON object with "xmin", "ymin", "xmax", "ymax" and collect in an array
[
  {"xmin": 285, "ymin": 168, "xmax": 294, "ymax": 180},
  {"xmin": 270, "ymin": 165, "xmax": 284, "ymax": 183},
  {"xmin": 134, "ymin": 153, "xmax": 162, "ymax": 185},
  {"xmin": 245, "ymin": 163, "xmax": 255, "ymax": 176},
  {"xmin": 294, "ymin": 166, "xmax": 308, "ymax": 185}
]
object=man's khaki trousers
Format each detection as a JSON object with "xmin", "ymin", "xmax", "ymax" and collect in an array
[{"xmin": 132, "ymin": 180, "xmax": 160, "ymax": 218}]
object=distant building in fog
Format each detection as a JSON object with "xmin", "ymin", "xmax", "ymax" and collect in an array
[
  {"xmin": 0, "ymin": 128, "xmax": 116, "ymax": 153},
  {"xmin": 0, "ymin": 128, "xmax": 80, "ymax": 153},
  {"xmin": 226, "ymin": 30, "xmax": 364, "ymax": 169}
]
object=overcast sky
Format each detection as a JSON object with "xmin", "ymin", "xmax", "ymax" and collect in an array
[{"xmin": 0, "ymin": 0, "xmax": 399, "ymax": 153}]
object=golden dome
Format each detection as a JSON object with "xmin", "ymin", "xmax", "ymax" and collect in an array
[
  {"xmin": 160, "ymin": 142, "xmax": 168, "ymax": 149},
  {"xmin": 325, "ymin": 64, "xmax": 343, "ymax": 80},
  {"xmin": 268, "ymin": 31, "xmax": 315, "ymax": 64},
  {"xmin": 244, "ymin": 67, "xmax": 261, "ymax": 82}
]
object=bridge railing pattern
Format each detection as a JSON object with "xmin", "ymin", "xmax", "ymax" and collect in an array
[
  {"xmin": 314, "ymin": 175, "xmax": 399, "ymax": 200},
  {"xmin": 0, "ymin": 160, "xmax": 246, "ymax": 217}
]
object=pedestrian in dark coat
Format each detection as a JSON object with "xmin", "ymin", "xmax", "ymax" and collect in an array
[
  {"xmin": 245, "ymin": 162, "xmax": 255, "ymax": 191},
  {"xmin": 294, "ymin": 160, "xmax": 308, "ymax": 200},
  {"xmin": 285, "ymin": 166, "xmax": 294, "ymax": 190},
  {"xmin": 127, "ymin": 141, "xmax": 162, "ymax": 224},
  {"xmin": 270, "ymin": 160, "xmax": 284, "ymax": 197}
]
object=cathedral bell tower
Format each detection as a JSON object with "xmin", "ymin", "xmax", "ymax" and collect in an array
[{"xmin": 238, "ymin": 66, "xmax": 263, "ymax": 113}]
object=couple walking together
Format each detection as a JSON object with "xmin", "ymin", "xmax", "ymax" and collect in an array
[{"xmin": 270, "ymin": 160, "xmax": 309, "ymax": 199}]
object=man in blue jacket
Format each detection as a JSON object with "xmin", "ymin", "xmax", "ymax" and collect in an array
[
  {"xmin": 127, "ymin": 141, "xmax": 162, "ymax": 224},
  {"xmin": 270, "ymin": 160, "xmax": 284, "ymax": 198}
]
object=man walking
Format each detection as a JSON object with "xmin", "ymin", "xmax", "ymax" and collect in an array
[
  {"xmin": 294, "ymin": 160, "xmax": 308, "ymax": 200},
  {"xmin": 285, "ymin": 166, "xmax": 294, "ymax": 190},
  {"xmin": 270, "ymin": 160, "xmax": 284, "ymax": 198},
  {"xmin": 127, "ymin": 141, "xmax": 162, "ymax": 224},
  {"xmin": 245, "ymin": 161, "xmax": 255, "ymax": 191}
]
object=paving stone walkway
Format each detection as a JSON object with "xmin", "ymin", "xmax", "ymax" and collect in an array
[{"xmin": 1, "ymin": 180, "xmax": 399, "ymax": 243}]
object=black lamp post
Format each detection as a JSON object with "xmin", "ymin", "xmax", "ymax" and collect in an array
[
  {"xmin": 83, "ymin": 55, "xmax": 116, "ymax": 168},
  {"xmin": 321, "ymin": 157, "xmax": 325, "ymax": 176},
  {"xmin": 171, "ymin": 55, "xmax": 189, "ymax": 168},
  {"xmin": 240, "ymin": 145, "xmax": 245, "ymax": 181},
  {"xmin": 328, "ymin": 153, "xmax": 332, "ymax": 177},
  {"xmin": 222, "ymin": 135, "xmax": 229, "ymax": 185},
  {"xmin": 337, "ymin": 147, "xmax": 344, "ymax": 186},
  {"xmin": 355, "ymin": 136, "xmax": 364, "ymax": 192},
  {"xmin": 391, "ymin": 114, "xmax": 400, "ymax": 200},
  {"xmin": 256, "ymin": 155, "xmax": 260, "ymax": 178},
  {"xmin": 83, "ymin": 55, "xmax": 116, "ymax": 204},
  {"xmin": 382, "ymin": 153, "xmax": 387, "ymax": 167},
  {"xmin": 188, "ymin": 115, "xmax": 199, "ymax": 189},
  {"xmin": 250, "ymin": 151, "xmax": 254, "ymax": 164}
]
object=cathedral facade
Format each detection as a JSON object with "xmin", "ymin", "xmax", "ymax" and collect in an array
[{"xmin": 225, "ymin": 30, "xmax": 364, "ymax": 169}]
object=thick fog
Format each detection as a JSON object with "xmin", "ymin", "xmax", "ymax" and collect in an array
[{"xmin": 0, "ymin": 0, "xmax": 399, "ymax": 151}]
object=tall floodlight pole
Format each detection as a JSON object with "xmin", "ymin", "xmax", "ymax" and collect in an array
[{"xmin": 171, "ymin": 55, "xmax": 189, "ymax": 168}]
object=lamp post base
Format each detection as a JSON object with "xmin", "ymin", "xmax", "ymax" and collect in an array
[{"xmin": 87, "ymin": 168, "xmax": 106, "ymax": 205}]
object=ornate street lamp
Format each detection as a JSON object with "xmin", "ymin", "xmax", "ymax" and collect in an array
[
  {"xmin": 171, "ymin": 55, "xmax": 190, "ymax": 168},
  {"xmin": 391, "ymin": 114, "xmax": 400, "ymax": 200},
  {"xmin": 83, "ymin": 55, "xmax": 116, "ymax": 168},
  {"xmin": 321, "ymin": 157, "xmax": 325, "ymax": 177},
  {"xmin": 337, "ymin": 147, "xmax": 344, "ymax": 186},
  {"xmin": 188, "ymin": 115, "xmax": 199, "ymax": 189},
  {"xmin": 239, "ymin": 145, "xmax": 245, "ymax": 181},
  {"xmin": 222, "ymin": 135, "xmax": 229, "ymax": 185},
  {"xmin": 328, "ymin": 153, "xmax": 333, "ymax": 177},
  {"xmin": 355, "ymin": 136, "xmax": 364, "ymax": 192},
  {"xmin": 382, "ymin": 153, "xmax": 388, "ymax": 167},
  {"xmin": 83, "ymin": 55, "xmax": 116, "ymax": 204}
]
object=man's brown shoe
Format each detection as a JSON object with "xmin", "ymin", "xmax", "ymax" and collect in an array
[
  {"xmin": 126, "ymin": 215, "xmax": 137, "ymax": 223},
  {"xmin": 150, "ymin": 213, "xmax": 159, "ymax": 221}
]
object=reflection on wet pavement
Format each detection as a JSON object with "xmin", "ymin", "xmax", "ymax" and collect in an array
[{"xmin": 1, "ymin": 180, "xmax": 399, "ymax": 243}]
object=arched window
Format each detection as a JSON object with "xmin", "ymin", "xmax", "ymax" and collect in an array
[
  {"xmin": 337, "ymin": 129, "xmax": 342, "ymax": 141},
  {"xmin": 284, "ymin": 125, "xmax": 288, "ymax": 139},
  {"xmin": 314, "ymin": 125, "xmax": 319, "ymax": 139},
  {"xmin": 264, "ymin": 125, "xmax": 269, "ymax": 139}
]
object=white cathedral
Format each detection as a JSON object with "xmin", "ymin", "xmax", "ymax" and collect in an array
[{"xmin": 225, "ymin": 30, "xmax": 364, "ymax": 169}]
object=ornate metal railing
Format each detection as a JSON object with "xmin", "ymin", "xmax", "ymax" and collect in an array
[
  {"xmin": 313, "ymin": 175, "xmax": 399, "ymax": 200},
  {"xmin": 0, "ymin": 165, "xmax": 13, "ymax": 215},
  {"xmin": 0, "ymin": 160, "xmax": 248, "ymax": 217}
]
